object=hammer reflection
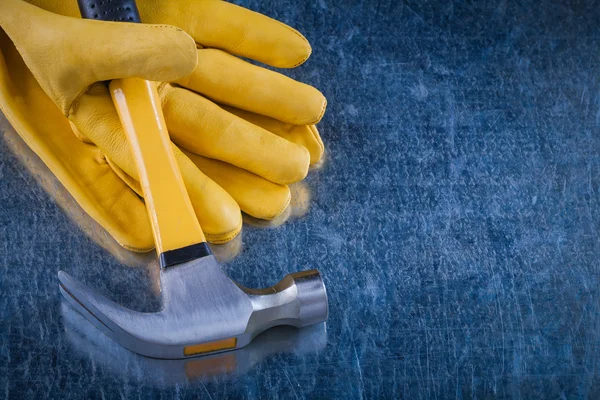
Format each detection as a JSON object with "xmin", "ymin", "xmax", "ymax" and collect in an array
[
  {"xmin": 243, "ymin": 180, "xmax": 313, "ymax": 228},
  {"xmin": 60, "ymin": 302, "xmax": 327, "ymax": 384}
]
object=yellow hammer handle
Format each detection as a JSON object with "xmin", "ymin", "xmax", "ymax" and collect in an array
[{"xmin": 110, "ymin": 78, "xmax": 206, "ymax": 255}]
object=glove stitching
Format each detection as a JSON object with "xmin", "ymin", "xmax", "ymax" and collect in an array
[
  {"xmin": 314, "ymin": 97, "xmax": 328, "ymax": 125},
  {"xmin": 204, "ymin": 217, "xmax": 243, "ymax": 244},
  {"xmin": 270, "ymin": 19, "xmax": 312, "ymax": 68},
  {"xmin": 272, "ymin": 192, "xmax": 292, "ymax": 219},
  {"xmin": 293, "ymin": 96, "xmax": 327, "ymax": 126},
  {"xmin": 121, "ymin": 243, "xmax": 155, "ymax": 252}
]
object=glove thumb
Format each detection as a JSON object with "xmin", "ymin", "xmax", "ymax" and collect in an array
[{"xmin": 0, "ymin": 0, "xmax": 197, "ymax": 116}]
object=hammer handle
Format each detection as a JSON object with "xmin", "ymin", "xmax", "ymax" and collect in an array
[
  {"xmin": 77, "ymin": 0, "xmax": 141, "ymax": 22},
  {"xmin": 77, "ymin": 0, "xmax": 209, "ymax": 265},
  {"xmin": 110, "ymin": 79, "xmax": 207, "ymax": 254}
]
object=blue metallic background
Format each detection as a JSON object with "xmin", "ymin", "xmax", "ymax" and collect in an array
[{"xmin": 2, "ymin": 0, "xmax": 600, "ymax": 398}]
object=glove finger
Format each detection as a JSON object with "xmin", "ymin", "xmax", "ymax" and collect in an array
[
  {"xmin": 3, "ymin": 123, "xmax": 153, "ymax": 265},
  {"xmin": 243, "ymin": 207, "xmax": 291, "ymax": 229},
  {"xmin": 0, "ymin": 27, "xmax": 154, "ymax": 251},
  {"xmin": 171, "ymin": 145, "xmax": 242, "ymax": 244},
  {"xmin": 70, "ymin": 84, "xmax": 242, "ymax": 244},
  {"xmin": 24, "ymin": 0, "xmax": 310, "ymax": 69},
  {"xmin": 176, "ymin": 49, "xmax": 326, "ymax": 126},
  {"xmin": 161, "ymin": 85, "xmax": 310, "ymax": 185},
  {"xmin": 221, "ymin": 105, "xmax": 325, "ymax": 165},
  {"xmin": 140, "ymin": 0, "xmax": 311, "ymax": 68},
  {"xmin": 0, "ymin": 0, "xmax": 197, "ymax": 115},
  {"xmin": 183, "ymin": 150, "xmax": 291, "ymax": 221}
]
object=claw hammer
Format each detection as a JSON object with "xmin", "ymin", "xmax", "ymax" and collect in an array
[{"xmin": 58, "ymin": 0, "xmax": 328, "ymax": 359}]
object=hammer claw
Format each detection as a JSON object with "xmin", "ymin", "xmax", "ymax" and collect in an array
[
  {"xmin": 58, "ymin": 270, "xmax": 121, "ymax": 337},
  {"xmin": 58, "ymin": 258, "xmax": 328, "ymax": 359}
]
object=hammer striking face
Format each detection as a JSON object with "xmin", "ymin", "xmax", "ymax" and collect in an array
[{"xmin": 59, "ymin": 255, "xmax": 328, "ymax": 359}]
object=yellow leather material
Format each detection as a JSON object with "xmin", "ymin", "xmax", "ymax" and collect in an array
[
  {"xmin": 0, "ymin": 0, "xmax": 197, "ymax": 116},
  {"xmin": 26, "ymin": 0, "xmax": 312, "ymax": 68},
  {"xmin": 139, "ymin": 0, "xmax": 313, "ymax": 68},
  {"xmin": 110, "ymin": 78, "xmax": 206, "ymax": 253},
  {"xmin": 0, "ymin": 0, "xmax": 327, "ymax": 250},
  {"xmin": 0, "ymin": 2, "xmax": 241, "ymax": 247},
  {"xmin": 160, "ymin": 84, "xmax": 310, "ymax": 185},
  {"xmin": 69, "ymin": 84, "xmax": 243, "ymax": 244},
  {"xmin": 176, "ymin": 49, "xmax": 326, "ymax": 125},
  {"xmin": 2, "ymin": 120, "xmax": 154, "ymax": 266},
  {"xmin": 183, "ymin": 151, "xmax": 291, "ymax": 221},
  {"xmin": 0, "ymin": 30, "xmax": 154, "ymax": 251},
  {"xmin": 222, "ymin": 106, "xmax": 325, "ymax": 165},
  {"xmin": 105, "ymin": 157, "xmax": 143, "ymax": 198}
]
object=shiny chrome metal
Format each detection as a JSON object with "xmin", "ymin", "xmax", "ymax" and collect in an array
[
  {"xmin": 61, "ymin": 301, "xmax": 328, "ymax": 384},
  {"xmin": 58, "ymin": 255, "xmax": 328, "ymax": 359}
]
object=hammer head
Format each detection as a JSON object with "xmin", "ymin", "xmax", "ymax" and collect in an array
[{"xmin": 58, "ymin": 255, "xmax": 328, "ymax": 359}]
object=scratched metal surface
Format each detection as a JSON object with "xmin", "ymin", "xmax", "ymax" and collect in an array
[{"xmin": 2, "ymin": 0, "xmax": 600, "ymax": 398}]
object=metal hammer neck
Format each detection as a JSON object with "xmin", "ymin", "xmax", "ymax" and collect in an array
[{"xmin": 159, "ymin": 242, "xmax": 212, "ymax": 268}]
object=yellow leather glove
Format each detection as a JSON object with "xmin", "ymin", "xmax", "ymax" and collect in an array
[{"xmin": 0, "ymin": 0, "xmax": 326, "ymax": 251}]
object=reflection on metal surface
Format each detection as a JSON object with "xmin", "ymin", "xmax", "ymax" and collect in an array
[
  {"xmin": 184, "ymin": 337, "xmax": 237, "ymax": 356},
  {"xmin": 61, "ymin": 302, "xmax": 327, "ymax": 384},
  {"xmin": 1, "ymin": 117, "xmax": 310, "ymax": 264},
  {"xmin": 243, "ymin": 181, "xmax": 313, "ymax": 228},
  {"xmin": 209, "ymin": 233, "xmax": 243, "ymax": 262},
  {"xmin": 0, "ymin": 119, "xmax": 152, "ymax": 268},
  {"xmin": 288, "ymin": 181, "xmax": 312, "ymax": 218},
  {"xmin": 59, "ymin": 255, "xmax": 328, "ymax": 359},
  {"xmin": 309, "ymin": 150, "xmax": 326, "ymax": 172},
  {"xmin": 243, "ymin": 204, "xmax": 292, "ymax": 228}
]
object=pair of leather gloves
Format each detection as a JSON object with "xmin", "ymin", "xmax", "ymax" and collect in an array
[{"xmin": 0, "ymin": 0, "xmax": 326, "ymax": 251}]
